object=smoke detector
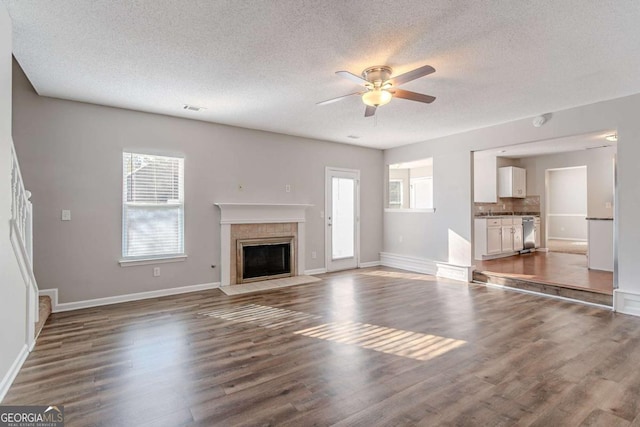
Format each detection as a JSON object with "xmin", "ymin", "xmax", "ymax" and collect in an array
[{"xmin": 532, "ymin": 115, "xmax": 546, "ymax": 127}]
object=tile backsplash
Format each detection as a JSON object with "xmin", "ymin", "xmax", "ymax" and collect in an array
[{"xmin": 474, "ymin": 195, "xmax": 540, "ymax": 216}]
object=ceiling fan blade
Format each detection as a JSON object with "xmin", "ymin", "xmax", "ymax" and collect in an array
[
  {"xmin": 364, "ymin": 105, "xmax": 377, "ymax": 117},
  {"xmin": 316, "ymin": 92, "xmax": 362, "ymax": 106},
  {"xmin": 387, "ymin": 65, "xmax": 435, "ymax": 87},
  {"xmin": 336, "ymin": 70, "xmax": 370, "ymax": 86},
  {"xmin": 391, "ymin": 89, "xmax": 436, "ymax": 104}
]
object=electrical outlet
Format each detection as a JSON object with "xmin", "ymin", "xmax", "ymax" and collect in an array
[
  {"xmin": 605, "ymin": 202, "xmax": 612, "ymax": 209},
  {"xmin": 285, "ymin": 184, "xmax": 291, "ymax": 193},
  {"xmin": 399, "ymin": 235, "xmax": 403, "ymax": 243},
  {"xmin": 153, "ymin": 267, "xmax": 160, "ymax": 277},
  {"xmin": 61, "ymin": 210, "xmax": 71, "ymax": 221},
  {"xmin": 311, "ymin": 251, "xmax": 317, "ymax": 259},
  {"xmin": 320, "ymin": 211, "xmax": 324, "ymax": 218}
]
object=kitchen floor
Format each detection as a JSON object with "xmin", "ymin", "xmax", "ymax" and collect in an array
[{"xmin": 474, "ymin": 251, "xmax": 613, "ymax": 295}]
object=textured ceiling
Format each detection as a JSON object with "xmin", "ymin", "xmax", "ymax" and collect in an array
[{"xmin": 4, "ymin": 1, "xmax": 640, "ymax": 149}]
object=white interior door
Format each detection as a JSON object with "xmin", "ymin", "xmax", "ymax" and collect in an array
[{"xmin": 326, "ymin": 168, "xmax": 360, "ymax": 272}]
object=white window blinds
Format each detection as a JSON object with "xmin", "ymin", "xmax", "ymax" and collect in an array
[{"xmin": 122, "ymin": 152, "xmax": 184, "ymax": 259}]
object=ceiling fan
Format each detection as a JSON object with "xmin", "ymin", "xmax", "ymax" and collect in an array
[{"xmin": 317, "ymin": 64, "xmax": 436, "ymax": 117}]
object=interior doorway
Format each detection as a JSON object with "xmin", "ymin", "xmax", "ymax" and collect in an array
[
  {"xmin": 545, "ymin": 166, "xmax": 588, "ymax": 255},
  {"xmin": 471, "ymin": 131, "xmax": 616, "ymax": 305}
]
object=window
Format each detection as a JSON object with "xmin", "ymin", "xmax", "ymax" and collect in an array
[
  {"xmin": 388, "ymin": 179, "xmax": 403, "ymax": 207},
  {"xmin": 387, "ymin": 157, "xmax": 434, "ymax": 211},
  {"xmin": 122, "ymin": 152, "xmax": 184, "ymax": 260},
  {"xmin": 410, "ymin": 177, "xmax": 433, "ymax": 209}
]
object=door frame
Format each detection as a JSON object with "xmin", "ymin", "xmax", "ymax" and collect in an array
[{"xmin": 325, "ymin": 167, "xmax": 361, "ymax": 272}]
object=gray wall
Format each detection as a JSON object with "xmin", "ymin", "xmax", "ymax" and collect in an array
[
  {"xmin": 383, "ymin": 93, "xmax": 640, "ymax": 297},
  {"xmin": 520, "ymin": 146, "xmax": 614, "ymax": 245},
  {"xmin": 11, "ymin": 62, "xmax": 384, "ymax": 304},
  {"xmin": 0, "ymin": 5, "xmax": 28, "ymax": 400}
]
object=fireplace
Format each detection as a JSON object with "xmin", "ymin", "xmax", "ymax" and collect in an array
[
  {"xmin": 215, "ymin": 203, "xmax": 312, "ymax": 286},
  {"xmin": 237, "ymin": 237, "xmax": 294, "ymax": 283}
]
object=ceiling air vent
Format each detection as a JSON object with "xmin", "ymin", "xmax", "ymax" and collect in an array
[{"xmin": 183, "ymin": 104, "xmax": 205, "ymax": 112}]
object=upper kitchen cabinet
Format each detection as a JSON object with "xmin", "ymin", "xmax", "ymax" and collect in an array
[
  {"xmin": 498, "ymin": 166, "xmax": 526, "ymax": 198},
  {"xmin": 474, "ymin": 152, "xmax": 497, "ymax": 203}
]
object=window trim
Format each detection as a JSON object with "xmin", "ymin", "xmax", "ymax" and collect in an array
[{"xmin": 119, "ymin": 254, "xmax": 187, "ymax": 267}]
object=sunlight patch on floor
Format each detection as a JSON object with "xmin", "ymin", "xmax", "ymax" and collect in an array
[
  {"xmin": 199, "ymin": 304, "xmax": 320, "ymax": 329},
  {"xmin": 294, "ymin": 321, "xmax": 466, "ymax": 361}
]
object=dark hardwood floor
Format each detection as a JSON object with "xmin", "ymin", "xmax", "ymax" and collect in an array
[{"xmin": 5, "ymin": 267, "xmax": 640, "ymax": 426}]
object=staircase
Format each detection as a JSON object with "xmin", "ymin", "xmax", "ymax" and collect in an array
[
  {"xmin": 9, "ymin": 143, "xmax": 39, "ymax": 349},
  {"xmin": 35, "ymin": 296, "xmax": 51, "ymax": 339}
]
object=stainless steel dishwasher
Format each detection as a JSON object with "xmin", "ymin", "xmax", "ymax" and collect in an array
[{"xmin": 521, "ymin": 216, "xmax": 535, "ymax": 253}]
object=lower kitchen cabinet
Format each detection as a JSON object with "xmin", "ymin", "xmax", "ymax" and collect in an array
[{"xmin": 475, "ymin": 216, "xmax": 524, "ymax": 260}]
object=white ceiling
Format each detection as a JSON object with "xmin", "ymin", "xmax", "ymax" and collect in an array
[
  {"xmin": 477, "ymin": 131, "xmax": 617, "ymax": 159},
  {"xmin": 4, "ymin": 1, "xmax": 640, "ymax": 149}
]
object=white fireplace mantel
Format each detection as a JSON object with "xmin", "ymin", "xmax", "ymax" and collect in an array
[
  {"xmin": 215, "ymin": 203, "xmax": 312, "ymax": 225},
  {"xmin": 214, "ymin": 203, "xmax": 313, "ymax": 286}
]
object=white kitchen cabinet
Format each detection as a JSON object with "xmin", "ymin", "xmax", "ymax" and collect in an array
[
  {"xmin": 474, "ymin": 152, "xmax": 497, "ymax": 203},
  {"xmin": 475, "ymin": 217, "xmax": 524, "ymax": 259},
  {"xmin": 511, "ymin": 217, "xmax": 523, "ymax": 251},
  {"xmin": 487, "ymin": 227, "xmax": 502, "ymax": 254},
  {"xmin": 498, "ymin": 166, "xmax": 526, "ymax": 198},
  {"xmin": 501, "ymin": 225, "xmax": 513, "ymax": 252},
  {"xmin": 475, "ymin": 218, "xmax": 503, "ymax": 260},
  {"xmin": 587, "ymin": 218, "xmax": 613, "ymax": 271}
]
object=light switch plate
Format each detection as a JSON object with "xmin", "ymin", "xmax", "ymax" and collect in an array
[{"xmin": 61, "ymin": 210, "xmax": 71, "ymax": 221}]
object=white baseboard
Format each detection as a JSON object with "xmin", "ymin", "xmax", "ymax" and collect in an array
[
  {"xmin": 547, "ymin": 237, "xmax": 588, "ymax": 242},
  {"xmin": 359, "ymin": 260, "xmax": 381, "ymax": 268},
  {"xmin": 380, "ymin": 252, "xmax": 437, "ymax": 276},
  {"xmin": 304, "ymin": 268, "xmax": 327, "ymax": 275},
  {"xmin": 436, "ymin": 263, "xmax": 474, "ymax": 282},
  {"xmin": 614, "ymin": 289, "xmax": 640, "ymax": 317},
  {"xmin": 0, "ymin": 344, "xmax": 28, "ymax": 403},
  {"xmin": 49, "ymin": 282, "xmax": 220, "ymax": 313},
  {"xmin": 380, "ymin": 252, "xmax": 472, "ymax": 282},
  {"xmin": 304, "ymin": 261, "xmax": 380, "ymax": 276}
]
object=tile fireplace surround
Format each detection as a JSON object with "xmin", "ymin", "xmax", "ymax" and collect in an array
[{"xmin": 215, "ymin": 203, "xmax": 312, "ymax": 286}]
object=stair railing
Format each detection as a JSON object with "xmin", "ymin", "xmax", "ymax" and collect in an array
[{"xmin": 9, "ymin": 143, "xmax": 38, "ymax": 349}]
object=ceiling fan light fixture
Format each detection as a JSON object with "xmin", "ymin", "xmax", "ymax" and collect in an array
[{"xmin": 362, "ymin": 89, "xmax": 392, "ymax": 107}]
